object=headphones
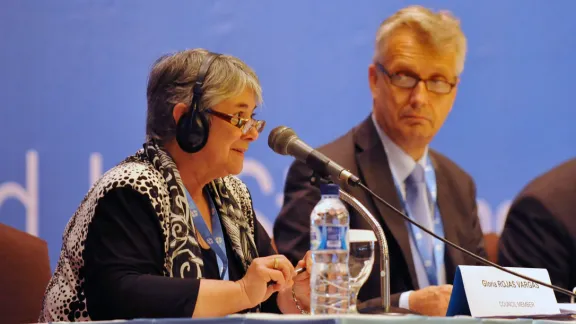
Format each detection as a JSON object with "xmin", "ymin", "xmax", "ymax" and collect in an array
[{"xmin": 175, "ymin": 52, "xmax": 221, "ymax": 153}]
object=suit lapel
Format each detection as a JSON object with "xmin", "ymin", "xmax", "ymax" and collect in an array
[
  {"xmin": 430, "ymin": 154, "xmax": 464, "ymax": 283},
  {"xmin": 354, "ymin": 117, "xmax": 419, "ymax": 288}
]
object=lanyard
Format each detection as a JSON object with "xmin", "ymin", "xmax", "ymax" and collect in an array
[
  {"xmin": 185, "ymin": 189, "xmax": 229, "ymax": 281},
  {"xmin": 391, "ymin": 155, "xmax": 445, "ymax": 286}
]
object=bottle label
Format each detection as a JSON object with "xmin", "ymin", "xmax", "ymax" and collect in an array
[{"xmin": 311, "ymin": 225, "xmax": 348, "ymax": 251}]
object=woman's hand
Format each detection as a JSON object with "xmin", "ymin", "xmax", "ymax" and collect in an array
[
  {"xmin": 292, "ymin": 251, "xmax": 312, "ymax": 312},
  {"xmin": 277, "ymin": 251, "xmax": 312, "ymax": 314},
  {"xmin": 237, "ymin": 255, "xmax": 295, "ymax": 310}
]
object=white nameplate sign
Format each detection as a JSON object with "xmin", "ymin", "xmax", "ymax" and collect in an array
[{"xmin": 446, "ymin": 265, "xmax": 560, "ymax": 318}]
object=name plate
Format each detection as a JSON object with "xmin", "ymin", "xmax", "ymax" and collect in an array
[{"xmin": 446, "ymin": 265, "xmax": 560, "ymax": 318}]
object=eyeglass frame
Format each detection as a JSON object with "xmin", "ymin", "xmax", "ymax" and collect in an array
[
  {"xmin": 205, "ymin": 109, "xmax": 266, "ymax": 135},
  {"xmin": 374, "ymin": 62, "xmax": 458, "ymax": 95}
]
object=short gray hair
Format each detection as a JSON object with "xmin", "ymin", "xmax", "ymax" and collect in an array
[
  {"xmin": 374, "ymin": 5, "xmax": 467, "ymax": 75},
  {"xmin": 145, "ymin": 48, "xmax": 262, "ymax": 143}
]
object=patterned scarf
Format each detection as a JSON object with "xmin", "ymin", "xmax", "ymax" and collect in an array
[{"xmin": 141, "ymin": 140, "xmax": 259, "ymax": 280}]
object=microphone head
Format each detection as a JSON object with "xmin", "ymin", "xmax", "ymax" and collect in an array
[{"xmin": 268, "ymin": 126, "xmax": 297, "ymax": 155}]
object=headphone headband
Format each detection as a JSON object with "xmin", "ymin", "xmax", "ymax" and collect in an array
[{"xmin": 193, "ymin": 52, "xmax": 221, "ymax": 97}]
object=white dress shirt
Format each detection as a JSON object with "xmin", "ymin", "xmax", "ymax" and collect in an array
[{"xmin": 370, "ymin": 113, "xmax": 447, "ymax": 310}]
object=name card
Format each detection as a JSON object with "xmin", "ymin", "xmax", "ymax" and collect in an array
[{"xmin": 446, "ymin": 265, "xmax": 560, "ymax": 318}]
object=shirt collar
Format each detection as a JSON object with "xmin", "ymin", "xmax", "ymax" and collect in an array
[{"xmin": 370, "ymin": 113, "xmax": 429, "ymax": 183}]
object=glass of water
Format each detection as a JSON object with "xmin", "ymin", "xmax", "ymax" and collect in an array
[{"xmin": 348, "ymin": 229, "xmax": 376, "ymax": 313}]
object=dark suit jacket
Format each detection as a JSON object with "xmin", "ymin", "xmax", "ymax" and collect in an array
[
  {"xmin": 498, "ymin": 158, "xmax": 576, "ymax": 303},
  {"xmin": 273, "ymin": 115, "xmax": 487, "ymax": 307}
]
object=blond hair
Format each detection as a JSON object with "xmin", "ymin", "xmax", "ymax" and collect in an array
[
  {"xmin": 374, "ymin": 5, "xmax": 467, "ymax": 74},
  {"xmin": 146, "ymin": 48, "xmax": 262, "ymax": 142}
]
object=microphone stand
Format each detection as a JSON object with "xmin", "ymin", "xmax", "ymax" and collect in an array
[
  {"xmin": 310, "ymin": 172, "xmax": 391, "ymax": 314},
  {"xmin": 339, "ymin": 188, "xmax": 391, "ymax": 313}
]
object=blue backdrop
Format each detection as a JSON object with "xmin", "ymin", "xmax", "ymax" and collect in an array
[{"xmin": 1, "ymin": 1, "xmax": 575, "ymax": 269}]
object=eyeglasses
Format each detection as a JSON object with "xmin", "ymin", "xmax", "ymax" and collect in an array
[
  {"xmin": 375, "ymin": 62, "xmax": 456, "ymax": 95},
  {"xmin": 205, "ymin": 109, "xmax": 266, "ymax": 135}
]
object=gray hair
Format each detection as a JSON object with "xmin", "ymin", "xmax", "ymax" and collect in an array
[
  {"xmin": 145, "ymin": 48, "xmax": 263, "ymax": 143},
  {"xmin": 374, "ymin": 5, "xmax": 467, "ymax": 75}
]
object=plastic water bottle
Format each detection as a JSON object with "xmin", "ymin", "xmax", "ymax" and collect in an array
[{"xmin": 310, "ymin": 182, "xmax": 351, "ymax": 314}]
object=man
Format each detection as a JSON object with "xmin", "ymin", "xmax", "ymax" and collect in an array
[
  {"xmin": 273, "ymin": 6, "xmax": 487, "ymax": 316},
  {"xmin": 498, "ymin": 158, "xmax": 576, "ymax": 303}
]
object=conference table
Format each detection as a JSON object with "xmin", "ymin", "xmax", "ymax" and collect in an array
[{"xmin": 42, "ymin": 313, "xmax": 576, "ymax": 324}]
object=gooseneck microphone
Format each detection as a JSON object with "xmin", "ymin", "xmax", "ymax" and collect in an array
[
  {"xmin": 268, "ymin": 125, "xmax": 576, "ymax": 299},
  {"xmin": 268, "ymin": 126, "xmax": 361, "ymax": 186}
]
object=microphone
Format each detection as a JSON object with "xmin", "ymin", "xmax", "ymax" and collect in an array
[
  {"xmin": 268, "ymin": 126, "xmax": 360, "ymax": 186},
  {"xmin": 268, "ymin": 125, "xmax": 576, "ymax": 300}
]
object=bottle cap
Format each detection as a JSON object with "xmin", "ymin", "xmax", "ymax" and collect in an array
[{"xmin": 320, "ymin": 183, "xmax": 339, "ymax": 196}]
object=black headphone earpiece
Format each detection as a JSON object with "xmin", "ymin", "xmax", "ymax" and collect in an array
[{"xmin": 176, "ymin": 52, "xmax": 221, "ymax": 153}]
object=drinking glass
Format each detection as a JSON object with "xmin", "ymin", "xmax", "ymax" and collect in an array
[{"xmin": 348, "ymin": 229, "xmax": 376, "ymax": 313}]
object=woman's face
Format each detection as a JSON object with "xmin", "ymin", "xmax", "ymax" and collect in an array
[{"xmin": 201, "ymin": 88, "xmax": 261, "ymax": 176}]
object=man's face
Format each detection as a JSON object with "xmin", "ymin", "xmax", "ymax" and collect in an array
[{"xmin": 368, "ymin": 27, "xmax": 460, "ymax": 151}]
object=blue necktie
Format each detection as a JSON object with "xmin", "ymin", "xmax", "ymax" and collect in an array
[{"xmin": 405, "ymin": 164, "xmax": 437, "ymax": 285}]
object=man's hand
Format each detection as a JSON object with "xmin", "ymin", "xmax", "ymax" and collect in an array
[{"xmin": 408, "ymin": 285, "xmax": 453, "ymax": 316}]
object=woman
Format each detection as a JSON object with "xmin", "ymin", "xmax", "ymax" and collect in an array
[{"xmin": 39, "ymin": 49, "xmax": 312, "ymax": 322}]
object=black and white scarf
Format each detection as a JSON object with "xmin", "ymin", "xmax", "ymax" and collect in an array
[{"xmin": 141, "ymin": 140, "xmax": 260, "ymax": 278}]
